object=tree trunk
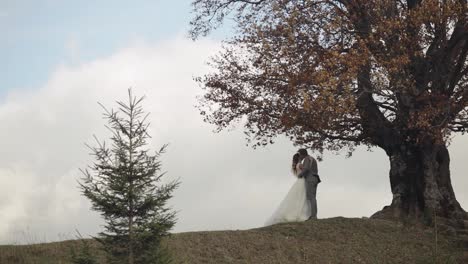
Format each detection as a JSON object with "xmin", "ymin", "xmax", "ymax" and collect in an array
[
  {"xmin": 129, "ymin": 217, "xmax": 134, "ymax": 264},
  {"xmin": 372, "ymin": 142, "xmax": 467, "ymax": 227}
]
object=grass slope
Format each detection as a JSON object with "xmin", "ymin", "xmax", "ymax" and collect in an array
[{"xmin": 1, "ymin": 217, "xmax": 466, "ymax": 264}]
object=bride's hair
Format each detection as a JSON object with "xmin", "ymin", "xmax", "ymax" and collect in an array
[{"xmin": 292, "ymin": 153, "xmax": 300, "ymax": 171}]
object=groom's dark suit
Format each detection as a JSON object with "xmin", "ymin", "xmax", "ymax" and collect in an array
[{"xmin": 298, "ymin": 155, "xmax": 319, "ymax": 219}]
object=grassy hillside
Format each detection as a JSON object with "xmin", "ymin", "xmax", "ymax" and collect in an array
[{"xmin": 1, "ymin": 217, "xmax": 467, "ymax": 263}]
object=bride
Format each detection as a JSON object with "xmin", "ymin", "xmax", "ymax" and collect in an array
[{"xmin": 265, "ymin": 153, "xmax": 311, "ymax": 226}]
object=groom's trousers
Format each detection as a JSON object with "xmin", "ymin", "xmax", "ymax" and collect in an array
[{"xmin": 305, "ymin": 175, "xmax": 319, "ymax": 219}]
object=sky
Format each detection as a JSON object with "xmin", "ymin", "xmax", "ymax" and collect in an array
[{"xmin": 1, "ymin": 0, "xmax": 467, "ymax": 244}]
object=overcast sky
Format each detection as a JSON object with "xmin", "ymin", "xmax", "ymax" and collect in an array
[{"xmin": 1, "ymin": 0, "xmax": 467, "ymax": 244}]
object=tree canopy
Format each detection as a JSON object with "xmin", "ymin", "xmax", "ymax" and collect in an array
[{"xmin": 191, "ymin": 0, "xmax": 467, "ymax": 156}]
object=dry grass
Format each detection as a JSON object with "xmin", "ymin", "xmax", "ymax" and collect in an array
[
  {"xmin": 167, "ymin": 217, "xmax": 464, "ymax": 264},
  {"xmin": 0, "ymin": 217, "xmax": 465, "ymax": 263}
]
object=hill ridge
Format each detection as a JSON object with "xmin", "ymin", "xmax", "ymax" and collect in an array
[{"xmin": 1, "ymin": 217, "xmax": 467, "ymax": 263}]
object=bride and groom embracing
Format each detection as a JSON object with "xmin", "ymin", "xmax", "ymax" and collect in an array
[{"xmin": 265, "ymin": 148, "xmax": 321, "ymax": 226}]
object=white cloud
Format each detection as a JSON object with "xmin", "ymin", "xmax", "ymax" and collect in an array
[{"xmin": 0, "ymin": 36, "xmax": 467, "ymax": 244}]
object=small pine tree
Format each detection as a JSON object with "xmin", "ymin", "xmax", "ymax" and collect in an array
[
  {"xmin": 69, "ymin": 231, "xmax": 99, "ymax": 264},
  {"xmin": 79, "ymin": 89, "xmax": 179, "ymax": 264}
]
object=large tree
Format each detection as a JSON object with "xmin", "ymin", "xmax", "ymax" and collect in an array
[{"xmin": 190, "ymin": 0, "xmax": 468, "ymax": 225}]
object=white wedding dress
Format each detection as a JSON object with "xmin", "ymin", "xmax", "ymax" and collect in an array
[{"xmin": 264, "ymin": 163, "xmax": 311, "ymax": 226}]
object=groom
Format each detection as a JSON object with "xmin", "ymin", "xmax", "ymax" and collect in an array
[{"xmin": 297, "ymin": 148, "xmax": 320, "ymax": 220}]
